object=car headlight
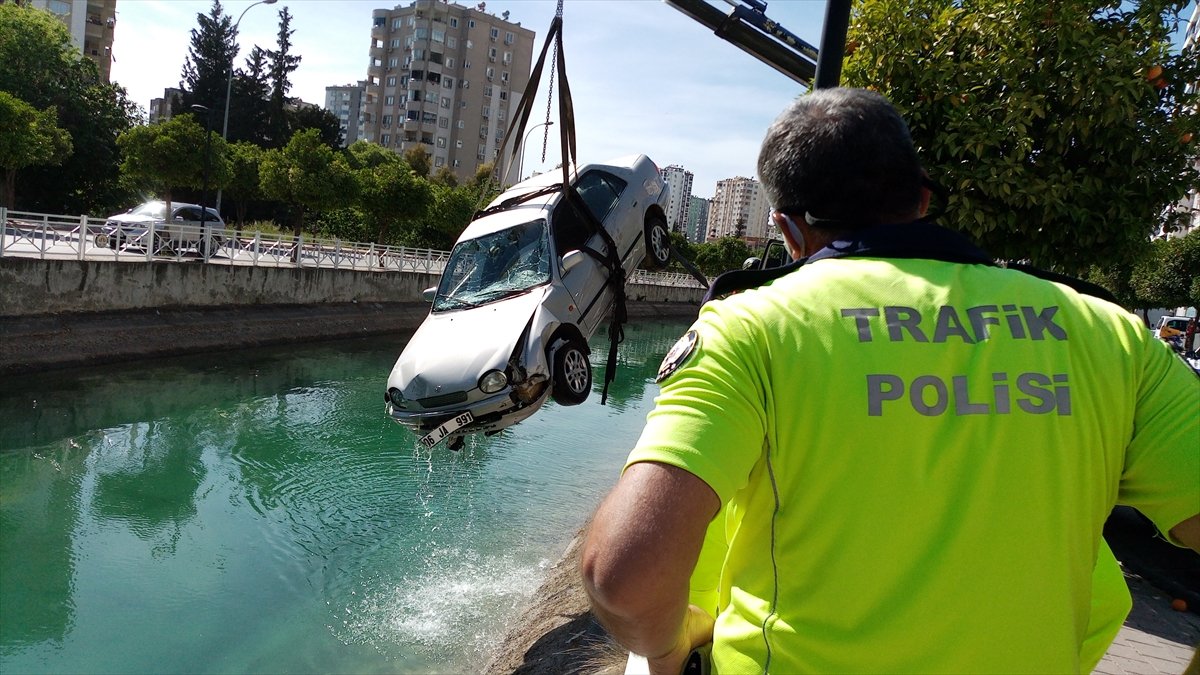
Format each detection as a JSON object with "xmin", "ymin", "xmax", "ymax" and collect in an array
[
  {"xmin": 478, "ymin": 370, "xmax": 508, "ymax": 394},
  {"xmin": 386, "ymin": 387, "xmax": 406, "ymax": 407}
]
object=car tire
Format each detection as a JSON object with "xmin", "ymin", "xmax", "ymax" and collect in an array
[
  {"xmin": 643, "ymin": 215, "xmax": 671, "ymax": 270},
  {"xmin": 551, "ymin": 339, "xmax": 591, "ymax": 406}
]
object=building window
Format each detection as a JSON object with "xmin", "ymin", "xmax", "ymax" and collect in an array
[
  {"xmin": 401, "ymin": 75, "xmax": 409, "ymax": 86},
  {"xmin": 499, "ymin": 90, "xmax": 508, "ymax": 101},
  {"xmin": 388, "ymin": 57, "xmax": 398, "ymax": 67},
  {"xmin": 385, "ymin": 95, "xmax": 395, "ymax": 105},
  {"xmin": 407, "ymin": 16, "xmax": 415, "ymax": 26},
  {"xmin": 481, "ymin": 107, "xmax": 490, "ymax": 118},
  {"xmin": 429, "ymin": 52, "xmax": 443, "ymax": 65},
  {"xmin": 432, "ymin": 29, "xmax": 445, "ymax": 43},
  {"xmin": 460, "ymin": 79, "xmax": 469, "ymax": 89},
  {"xmin": 446, "ymin": 57, "xmax": 455, "ymax": 68},
  {"xmin": 439, "ymin": 116, "xmax": 449, "ymax": 128},
  {"xmin": 501, "ymin": 71, "xmax": 509, "ymax": 83},
  {"xmin": 486, "ymin": 67, "xmax": 495, "ymax": 80},
  {"xmin": 381, "ymin": 133, "xmax": 391, "ymax": 145},
  {"xmin": 456, "ymin": 120, "xmax": 465, "ymax": 128},
  {"xmin": 463, "ymin": 60, "xmax": 471, "ymax": 69},
  {"xmin": 415, "ymin": 27, "xmax": 428, "ymax": 39},
  {"xmin": 460, "ymin": 101, "xmax": 467, "ymax": 108},
  {"xmin": 436, "ymin": 137, "xmax": 447, "ymax": 148},
  {"xmin": 503, "ymin": 51, "xmax": 511, "ymax": 65},
  {"xmin": 489, "ymin": 47, "xmax": 497, "ymax": 60},
  {"xmin": 413, "ymin": 49, "xmax": 425, "ymax": 60},
  {"xmin": 391, "ymin": 18, "xmax": 401, "ymax": 29},
  {"xmin": 505, "ymin": 31, "xmax": 514, "ymax": 45},
  {"xmin": 443, "ymin": 77, "xmax": 454, "ymax": 88},
  {"xmin": 483, "ymin": 85, "xmax": 493, "ymax": 97},
  {"xmin": 466, "ymin": 39, "xmax": 473, "ymax": 49},
  {"xmin": 386, "ymin": 76, "xmax": 397, "ymax": 86},
  {"xmin": 435, "ymin": 156, "xmax": 445, "ymax": 167},
  {"xmin": 447, "ymin": 37, "xmax": 457, "ymax": 49},
  {"xmin": 490, "ymin": 27, "xmax": 499, "ymax": 39},
  {"xmin": 441, "ymin": 96, "xmax": 450, "ymax": 108},
  {"xmin": 456, "ymin": 139, "xmax": 463, "ymax": 148},
  {"xmin": 382, "ymin": 115, "xmax": 392, "ymax": 126},
  {"xmin": 477, "ymin": 148, "xmax": 486, "ymax": 160},
  {"xmin": 450, "ymin": 17, "xmax": 458, "ymax": 28},
  {"xmin": 468, "ymin": 19, "xmax": 475, "ymax": 28}
]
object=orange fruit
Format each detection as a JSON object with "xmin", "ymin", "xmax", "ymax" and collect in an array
[
  {"xmin": 1171, "ymin": 598, "xmax": 1187, "ymax": 612},
  {"xmin": 1146, "ymin": 65, "xmax": 1164, "ymax": 81}
]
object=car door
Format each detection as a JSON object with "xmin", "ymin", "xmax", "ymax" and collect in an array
[{"xmin": 553, "ymin": 171, "xmax": 627, "ymax": 337}]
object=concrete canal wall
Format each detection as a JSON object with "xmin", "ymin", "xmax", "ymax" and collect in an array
[{"xmin": 0, "ymin": 258, "xmax": 703, "ymax": 374}]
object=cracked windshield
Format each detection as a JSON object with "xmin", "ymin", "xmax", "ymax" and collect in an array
[{"xmin": 434, "ymin": 220, "xmax": 550, "ymax": 311}]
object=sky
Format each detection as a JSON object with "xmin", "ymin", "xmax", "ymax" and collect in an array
[{"xmin": 108, "ymin": 0, "xmax": 1197, "ymax": 199}]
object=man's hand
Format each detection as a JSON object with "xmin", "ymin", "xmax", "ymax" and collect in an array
[{"xmin": 645, "ymin": 605, "xmax": 715, "ymax": 675}]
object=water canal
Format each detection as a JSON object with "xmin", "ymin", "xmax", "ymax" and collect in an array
[{"xmin": 0, "ymin": 318, "xmax": 690, "ymax": 674}]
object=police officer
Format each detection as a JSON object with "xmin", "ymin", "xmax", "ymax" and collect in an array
[{"xmin": 580, "ymin": 88, "xmax": 1200, "ymax": 674}]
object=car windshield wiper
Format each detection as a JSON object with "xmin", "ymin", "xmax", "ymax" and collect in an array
[
  {"xmin": 435, "ymin": 295, "xmax": 475, "ymax": 310},
  {"xmin": 472, "ymin": 287, "xmax": 533, "ymax": 303}
]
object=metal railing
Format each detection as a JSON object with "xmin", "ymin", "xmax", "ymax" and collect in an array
[{"xmin": 0, "ymin": 207, "xmax": 707, "ymax": 288}]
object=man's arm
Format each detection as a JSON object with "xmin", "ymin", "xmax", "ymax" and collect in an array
[
  {"xmin": 581, "ymin": 461, "xmax": 721, "ymax": 674},
  {"xmin": 1169, "ymin": 513, "xmax": 1200, "ymax": 552}
]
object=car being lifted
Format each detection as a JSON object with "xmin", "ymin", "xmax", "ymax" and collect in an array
[{"xmin": 384, "ymin": 155, "xmax": 672, "ymax": 449}]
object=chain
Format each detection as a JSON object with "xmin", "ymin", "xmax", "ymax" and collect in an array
[{"xmin": 540, "ymin": 0, "xmax": 564, "ymax": 163}]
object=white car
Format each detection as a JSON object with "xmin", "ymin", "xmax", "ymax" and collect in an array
[
  {"xmin": 98, "ymin": 200, "xmax": 225, "ymax": 256},
  {"xmin": 385, "ymin": 155, "xmax": 672, "ymax": 449}
]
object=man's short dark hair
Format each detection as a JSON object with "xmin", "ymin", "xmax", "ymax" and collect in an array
[{"xmin": 757, "ymin": 88, "xmax": 923, "ymax": 228}]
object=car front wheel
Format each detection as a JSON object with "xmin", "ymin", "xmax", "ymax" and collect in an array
[
  {"xmin": 643, "ymin": 215, "xmax": 671, "ymax": 270},
  {"xmin": 551, "ymin": 339, "xmax": 591, "ymax": 406}
]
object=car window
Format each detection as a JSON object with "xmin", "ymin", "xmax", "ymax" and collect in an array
[
  {"xmin": 574, "ymin": 171, "xmax": 627, "ymax": 223},
  {"xmin": 434, "ymin": 219, "xmax": 550, "ymax": 312},
  {"xmin": 130, "ymin": 203, "xmax": 165, "ymax": 218},
  {"xmin": 174, "ymin": 207, "xmax": 201, "ymax": 221}
]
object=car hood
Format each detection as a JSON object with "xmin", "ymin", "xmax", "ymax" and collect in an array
[
  {"xmin": 389, "ymin": 286, "xmax": 550, "ymax": 398},
  {"xmin": 107, "ymin": 214, "xmax": 159, "ymax": 226}
]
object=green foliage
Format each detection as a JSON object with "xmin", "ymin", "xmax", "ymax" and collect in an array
[
  {"xmin": 288, "ymin": 106, "xmax": 342, "ymax": 148},
  {"xmin": 843, "ymin": 0, "xmax": 1200, "ymax": 272},
  {"xmin": 225, "ymin": 141, "xmax": 263, "ymax": 225},
  {"xmin": 177, "ymin": 0, "xmax": 236, "ymax": 120},
  {"xmin": 1, "ymin": 2, "xmax": 140, "ymax": 214},
  {"xmin": 117, "ymin": 114, "xmax": 232, "ymax": 209},
  {"xmin": 403, "ymin": 146, "xmax": 432, "ymax": 178},
  {"xmin": 1130, "ymin": 230, "xmax": 1200, "ymax": 309},
  {"xmin": 0, "ymin": 91, "xmax": 72, "ymax": 208},
  {"xmin": 265, "ymin": 6, "xmax": 302, "ymax": 148},
  {"xmin": 351, "ymin": 149, "xmax": 432, "ymax": 245},
  {"xmin": 259, "ymin": 129, "xmax": 355, "ymax": 235},
  {"xmin": 692, "ymin": 236, "xmax": 754, "ymax": 276},
  {"xmin": 410, "ymin": 183, "xmax": 477, "ymax": 249}
]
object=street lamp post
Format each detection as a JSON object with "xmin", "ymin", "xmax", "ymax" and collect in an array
[
  {"xmin": 191, "ymin": 104, "xmax": 213, "ymax": 255},
  {"xmin": 514, "ymin": 121, "xmax": 554, "ymax": 183},
  {"xmin": 216, "ymin": 0, "xmax": 278, "ymax": 213}
]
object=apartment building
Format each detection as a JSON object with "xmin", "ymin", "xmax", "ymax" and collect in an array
[
  {"xmin": 660, "ymin": 165, "xmax": 693, "ymax": 233},
  {"xmin": 685, "ymin": 196, "xmax": 709, "ymax": 244},
  {"xmin": 1174, "ymin": 4, "xmax": 1199, "ymax": 238},
  {"xmin": 361, "ymin": 0, "xmax": 535, "ymax": 183},
  {"xmin": 21, "ymin": 0, "xmax": 117, "ymax": 82},
  {"xmin": 706, "ymin": 176, "xmax": 771, "ymax": 245},
  {"xmin": 325, "ymin": 82, "xmax": 367, "ymax": 147}
]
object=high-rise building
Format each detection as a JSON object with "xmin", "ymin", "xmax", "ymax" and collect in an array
[
  {"xmin": 361, "ymin": 0, "xmax": 535, "ymax": 184},
  {"xmin": 325, "ymin": 82, "xmax": 367, "ymax": 147},
  {"xmin": 685, "ymin": 195, "xmax": 709, "ymax": 244},
  {"xmin": 1173, "ymin": 4, "xmax": 1199, "ymax": 238},
  {"xmin": 148, "ymin": 87, "xmax": 184, "ymax": 124},
  {"xmin": 660, "ymin": 165, "xmax": 693, "ymax": 232},
  {"xmin": 23, "ymin": 0, "xmax": 117, "ymax": 82},
  {"xmin": 706, "ymin": 176, "xmax": 770, "ymax": 244}
]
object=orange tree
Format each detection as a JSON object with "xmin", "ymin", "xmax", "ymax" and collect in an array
[{"xmin": 843, "ymin": 0, "xmax": 1200, "ymax": 272}]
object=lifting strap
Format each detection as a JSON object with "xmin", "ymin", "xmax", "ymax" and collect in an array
[{"xmin": 493, "ymin": 7, "xmax": 627, "ymax": 405}]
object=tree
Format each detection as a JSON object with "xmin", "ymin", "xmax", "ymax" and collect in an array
[
  {"xmin": 0, "ymin": 92, "xmax": 72, "ymax": 209},
  {"xmin": 403, "ymin": 146, "xmax": 431, "ymax": 178},
  {"xmin": 431, "ymin": 165, "xmax": 459, "ymax": 187},
  {"xmin": 346, "ymin": 141, "xmax": 432, "ymax": 244},
  {"xmin": 177, "ymin": 0, "xmax": 237, "ymax": 119},
  {"xmin": 1, "ymin": 3, "xmax": 140, "ymax": 214},
  {"xmin": 226, "ymin": 46, "xmax": 272, "ymax": 145},
  {"xmin": 224, "ymin": 141, "xmax": 264, "ymax": 226},
  {"xmin": 259, "ymin": 129, "xmax": 355, "ymax": 239},
  {"xmin": 844, "ymin": 0, "xmax": 1200, "ymax": 272},
  {"xmin": 117, "ymin": 114, "xmax": 231, "ymax": 217},
  {"xmin": 288, "ymin": 106, "xmax": 342, "ymax": 148},
  {"xmin": 265, "ymin": 7, "xmax": 302, "ymax": 148},
  {"xmin": 409, "ymin": 182, "xmax": 474, "ymax": 249},
  {"xmin": 1131, "ymin": 230, "xmax": 1200, "ymax": 309},
  {"xmin": 692, "ymin": 236, "xmax": 753, "ymax": 276}
]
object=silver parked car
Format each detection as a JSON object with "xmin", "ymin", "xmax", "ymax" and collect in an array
[
  {"xmin": 385, "ymin": 155, "xmax": 672, "ymax": 449},
  {"xmin": 98, "ymin": 200, "xmax": 225, "ymax": 256}
]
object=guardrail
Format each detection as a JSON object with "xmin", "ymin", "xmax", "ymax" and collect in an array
[{"xmin": 0, "ymin": 207, "xmax": 708, "ymax": 288}]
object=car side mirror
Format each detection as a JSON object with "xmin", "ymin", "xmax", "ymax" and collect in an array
[
  {"xmin": 561, "ymin": 250, "xmax": 584, "ymax": 275},
  {"xmin": 421, "ymin": 287, "xmax": 436, "ymax": 303}
]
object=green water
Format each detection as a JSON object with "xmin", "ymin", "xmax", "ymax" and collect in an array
[{"xmin": 0, "ymin": 319, "xmax": 689, "ymax": 674}]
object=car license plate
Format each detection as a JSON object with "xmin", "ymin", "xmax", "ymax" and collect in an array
[{"xmin": 419, "ymin": 411, "xmax": 474, "ymax": 449}]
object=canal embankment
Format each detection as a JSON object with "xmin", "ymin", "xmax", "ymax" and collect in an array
[{"xmin": 0, "ymin": 257, "xmax": 702, "ymax": 374}]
